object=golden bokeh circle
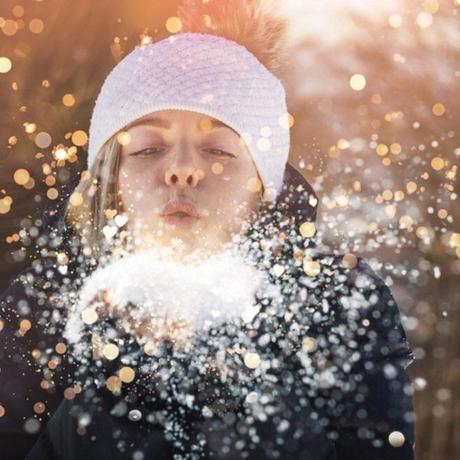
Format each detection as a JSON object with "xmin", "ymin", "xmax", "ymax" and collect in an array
[
  {"xmin": 432, "ymin": 103, "xmax": 445, "ymax": 116},
  {"xmin": 14, "ymin": 169, "xmax": 30, "ymax": 186},
  {"xmin": 35, "ymin": 132, "xmax": 52, "ymax": 149},
  {"xmin": 103, "ymin": 343, "xmax": 120, "ymax": 360},
  {"xmin": 244, "ymin": 352, "xmax": 260, "ymax": 369},
  {"xmin": 166, "ymin": 17, "xmax": 182, "ymax": 34},
  {"xmin": 62, "ymin": 93, "xmax": 76, "ymax": 107},
  {"xmin": 47, "ymin": 188, "xmax": 59, "ymax": 200},
  {"xmin": 29, "ymin": 18, "xmax": 44, "ymax": 34},
  {"xmin": 0, "ymin": 57, "xmax": 12, "ymax": 73},
  {"xmin": 350, "ymin": 74, "xmax": 366, "ymax": 91},
  {"xmin": 431, "ymin": 157, "xmax": 444, "ymax": 170},
  {"xmin": 72, "ymin": 130, "xmax": 88, "ymax": 146},
  {"xmin": 299, "ymin": 222, "xmax": 316, "ymax": 238},
  {"xmin": 119, "ymin": 367, "xmax": 135, "ymax": 383},
  {"xmin": 342, "ymin": 253, "xmax": 358, "ymax": 269}
]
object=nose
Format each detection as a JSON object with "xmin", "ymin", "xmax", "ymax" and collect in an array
[{"xmin": 164, "ymin": 158, "xmax": 203, "ymax": 189}]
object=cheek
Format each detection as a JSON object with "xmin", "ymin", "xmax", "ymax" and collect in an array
[
  {"xmin": 208, "ymin": 169, "xmax": 261, "ymax": 218},
  {"xmin": 208, "ymin": 161, "xmax": 254, "ymax": 191},
  {"xmin": 118, "ymin": 165, "xmax": 161, "ymax": 214}
]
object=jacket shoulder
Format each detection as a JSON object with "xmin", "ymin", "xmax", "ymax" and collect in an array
[
  {"xmin": 303, "ymin": 252, "xmax": 414, "ymax": 366},
  {"xmin": 0, "ymin": 260, "xmax": 64, "ymax": 322}
]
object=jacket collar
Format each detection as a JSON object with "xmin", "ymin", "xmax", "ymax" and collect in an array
[{"xmin": 275, "ymin": 162, "xmax": 318, "ymax": 224}]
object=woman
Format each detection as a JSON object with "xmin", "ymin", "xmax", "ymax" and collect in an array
[{"xmin": 0, "ymin": 1, "xmax": 414, "ymax": 459}]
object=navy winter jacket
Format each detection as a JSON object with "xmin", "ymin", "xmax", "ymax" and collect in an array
[{"xmin": 0, "ymin": 164, "xmax": 415, "ymax": 459}]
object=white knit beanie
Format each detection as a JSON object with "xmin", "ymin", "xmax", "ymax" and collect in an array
[{"xmin": 87, "ymin": 32, "xmax": 290, "ymax": 200}]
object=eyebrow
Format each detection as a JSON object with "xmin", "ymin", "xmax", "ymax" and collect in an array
[{"xmin": 126, "ymin": 116, "xmax": 237, "ymax": 134}]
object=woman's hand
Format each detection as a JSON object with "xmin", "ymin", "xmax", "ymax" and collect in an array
[{"xmin": 84, "ymin": 289, "xmax": 197, "ymax": 355}]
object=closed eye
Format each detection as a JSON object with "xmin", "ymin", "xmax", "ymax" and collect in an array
[
  {"xmin": 128, "ymin": 147, "xmax": 236, "ymax": 159},
  {"xmin": 128, "ymin": 147, "xmax": 166, "ymax": 157},
  {"xmin": 204, "ymin": 148, "xmax": 236, "ymax": 158}
]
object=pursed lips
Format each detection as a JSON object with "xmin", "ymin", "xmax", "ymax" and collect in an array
[{"xmin": 160, "ymin": 198, "xmax": 199, "ymax": 225}]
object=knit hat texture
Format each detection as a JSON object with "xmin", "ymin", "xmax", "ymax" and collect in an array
[{"xmin": 87, "ymin": 32, "xmax": 290, "ymax": 199}]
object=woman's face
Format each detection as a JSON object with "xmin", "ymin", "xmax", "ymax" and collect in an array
[{"xmin": 117, "ymin": 109, "xmax": 263, "ymax": 255}]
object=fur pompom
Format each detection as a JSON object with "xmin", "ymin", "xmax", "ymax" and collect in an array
[{"xmin": 176, "ymin": 0, "xmax": 289, "ymax": 78}]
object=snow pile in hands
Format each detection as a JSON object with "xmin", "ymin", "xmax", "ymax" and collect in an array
[{"xmin": 64, "ymin": 246, "xmax": 279, "ymax": 345}]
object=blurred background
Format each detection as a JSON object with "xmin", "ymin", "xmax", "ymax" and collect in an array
[{"xmin": 0, "ymin": 1, "xmax": 458, "ymax": 458}]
